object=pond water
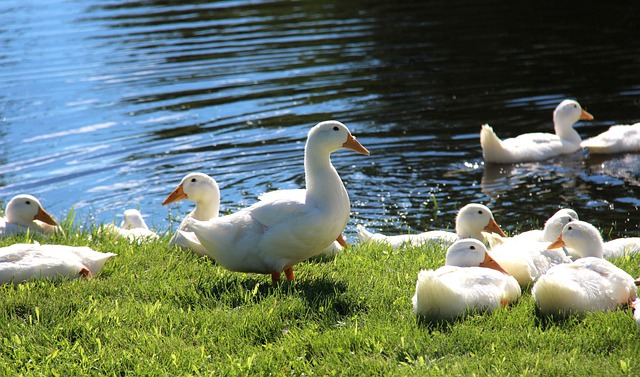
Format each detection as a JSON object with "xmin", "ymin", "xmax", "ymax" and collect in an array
[{"xmin": 1, "ymin": 0, "xmax": 639, "ymax": 239}]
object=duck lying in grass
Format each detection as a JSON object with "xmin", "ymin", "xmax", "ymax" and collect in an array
[
  {"xmin": 103, "ymin": 209, "xmax": 159, "ymax": 243},
  {"xmin": 0, "ymin": 194, "xmax": 60, "ymax": 236},
  {"xmin": 412, "ymin": 239, "xmax": 520, "ymax": 320},
  {"xmin": 0, "ymin": 242, "xmax": 116, "ymax": 284},
  {"xmin": 532, "ymin": 221, "xmax": 637, "ymax": 316},
  {"xmin": 180, "ymin": 121, "xmax": 369, "ymax": 283},
  {"xmin": 357, "ymin": 203, "xmax": 507, "ymax": 250},
  {"xmin": 162, "ymin": 172, "xmax": 221, "ymax": 258}
]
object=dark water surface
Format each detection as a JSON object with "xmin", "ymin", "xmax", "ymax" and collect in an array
[{"xmin": 1, "ymin": 0, "xmax": 640, "ymax": 239}]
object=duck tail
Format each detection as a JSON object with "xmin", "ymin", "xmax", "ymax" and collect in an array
[
  {"xmin": 356, "ymin": 224, "xmax": 374, "ymax": 242},
  {"xmin": 412, "ymin": 270, "xmax": 463, "ymax": 319},
  {"xmin": 480, "ymin": 124, "xmax": 506, "ymax": 163}
]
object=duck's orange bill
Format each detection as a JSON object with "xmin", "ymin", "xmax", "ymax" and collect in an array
[
  {"xmin": 336, "ymin": 234, "xmax": 347, "ymax": 247},
  {"xmin": 162, "ymin": 184, "xmax": 187, "ymax": 205},
  {"xmin": 343, "ymin": 134, "xmax": 370, "ymax": 156},
  {"xmin": 484, "ymin": 218, "xmax": 507, "ymax": 237},
  {"xmin": 35, "ymin": 207, "xmax": 58, "ymax": 226},
  {"xmin": 479, "ymin": 253, "xmax": 509, "ymax": 275},
  {"xmin": 547, "ymin": 235, "xmax": 566, "ymax": 250},
  {"xmin": 580, "ymin": 109, "xmax": 594, "ymax": 121}
]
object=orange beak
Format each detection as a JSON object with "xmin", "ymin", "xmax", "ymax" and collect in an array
[
  {"xmin": 162, "ymin": 184, "xmax": 188, "ymax": 205},
  {"xmin": 484, "ymin": 218, "xmax": 507, "ymax": 237},
  {"xmin": 336, "ymin": 234, "xmax": 347, "ymax": 247},
  {"xmin": 580, "ymin": 109, "xmax": 594, "ymax": 121},
  {"xmin": 34, "ymin": 206, "xmax": 58, "ymax": 226},
  {"xmin": 547, "ymin": 235, "xmax": 566, "ymax": 250},
  {"xmin": 479, "ymin": 252, "xmax": 509, "ymax": 275},
  {"xmin": 343, "ymin": 133, "xmax": 370, "ymax": 156}
]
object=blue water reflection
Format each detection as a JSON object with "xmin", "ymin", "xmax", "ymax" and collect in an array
[{"xmin": 0, "ymin": 0, "xmax": 639, "ymax": 238}]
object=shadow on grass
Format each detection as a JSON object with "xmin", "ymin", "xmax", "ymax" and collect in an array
[{"xmin": 533, "ymin": 306, "xmax": 585, "ymax": 329}]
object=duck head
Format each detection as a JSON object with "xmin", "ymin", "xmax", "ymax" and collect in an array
[
  {"xmin": 455, "ymin": 203, "xmax": 506, "ymax": 239},
  {"xmin": 5, "ymin": 194, "xmax": 58, "ymax": 227},
  {"xmin": 547, "ymin": 220, "xmax": 604, "ymax": 258},
  {"xmin": 445, "ymin": 238, "xmax": 509, "ymax": 274}
]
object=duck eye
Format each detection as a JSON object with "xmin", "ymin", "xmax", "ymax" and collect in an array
[
  {"xmin": 470, "ymin": 246, "xmax": 475, "ymax": 250},
  {"xmin": 25, "ymin": 201, "xmax": 31, "ymax": 205},
  {"xmin": 477, "ymin": 210, "xmax": 483, "ymax": 214},
  {"xmin": 333, "ymin": 126, "xmax": 339, "ymax": 131},
  {"xmin": 191, "ymin": 178, "xmax": 197, "ymax": 182},
  {"xmin": 567, "ymin": 226, "xmax": 572, "ymax": 231}
]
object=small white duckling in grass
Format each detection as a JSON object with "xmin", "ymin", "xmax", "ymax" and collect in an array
[
  {"xmin": 531, "ymin": 221, "xmax": 637, "ymax": 316},
  {"xmin": 0, "ymin": 194, "xmax": 59, "ymax": 236},
  {"xmin": 103, "ymin": 209, "xmax": 159, "ymax": 243},
  {"xmin": 412, "ymin": 239, "xmax": 520, "ymax": 320},
  {"xmin": 357, "ymin": 203, "xmax": 506, "ymax": 250}
]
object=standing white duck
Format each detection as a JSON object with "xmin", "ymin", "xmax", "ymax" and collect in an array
[
  {"xmin": 356, "ymin": 203, "xmax": 507, "ymax": 250},
  {"xmin": 180, "ymin": 120, "xmax": 369, "ymax": 282},
  {"xmin": 531, "ymin": 221, "xmax": 637, "ymax": 316},
  {"xmin": 103, "ymin": 209, "xmax": 159, "ymax": 243},
  {"xmin": 480, "ymin": 99, "xmax": 594, "ymax": 163},
  {"xmin": 0, "ymin": 194, "xmax": 59, "ymax": 236},
  {"xmin": 0, "ymin": 242, "xmax": 116, "ymax": 284},
  {"xmin": 581, "ymin": 122, "xmax": 640, "ymax": 154},
  {"xmin": 162, "ymin": 172, "xmax": 221, "ymax": 257},
  {"xmin": 412, "ymin": 239, "xmax": 520, "ymax": 320}
]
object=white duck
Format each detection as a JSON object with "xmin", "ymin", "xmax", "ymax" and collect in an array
[
  {"xmin": 602, "ymin": 237, "xmax": 640, "ymax": 260},
  {"xmin": 257, "ymin": 189, "xmax": 346, "ymax": 256},
  {"xmin": 162, "ymin": 172, "xmax": 221, "ymax": 257},
  {"xmin": 581, "ymin": 122, "xmax": 640, "ymax": 154},
  {"xmin": 103, "ymin": 209, "xmax": 159, "ymax": 243},
  {"xmin": 163, "ymin": 174, "xmax": 346, "ymax": 258},
  {"xmin": 180, "ymin": 120, "xmax": 369, "ymax": 282},
  {"xmin": 0, "ymin": 194, "xmax": 59, "ymax": 236},
  {"xmin": 531, "ymin": 221, "xmax": 637, "ymax": 316},
  {"xmin": 0, "ymin": 242, "xmax": 116, "ymax": 284},
  {"xmin": 356, "ymin": 203, "xmax": 507, "ymax": 250},
  {"xmin": 511, "ymin": 208, "xmax": 578, "ymax": 243},
  {"xmin": 480, "ymin": 99, "xmax": 594, "ymax": 163},
  {"xmin": 412, "ymin": 239, "xmax": 520, "ymax": 320}
]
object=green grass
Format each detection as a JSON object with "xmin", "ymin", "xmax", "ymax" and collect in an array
[{"xmin": 1, "ymin": 217, "xmax": 639, "ymax": 376}]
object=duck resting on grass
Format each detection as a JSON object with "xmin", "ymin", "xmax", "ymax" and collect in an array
[
  {"xmin": 162, "ymin": 172, "xmax": 221, "ymax": 258},
  {"xmin": 412, "ymin": 239, "xmax": 520, "ymax": 320},
  {"xmin": 0, "ymin": 194, "xmax": 59, "ymax": 236},
  {"xmin": 531, "ymin": 221, "xmax": 637, "ymax": 316},
  {"xmin": 103, "ymin": 209, "xmax": 159, "ymax": 243},
  {"xmin": 480, "ymin": 99, "xmax": 594, "ymax": 163},
  {"xmin": 0, "ymin": 242, "xmax": 116, "ymax": 284},
  {"xmin": 356, "ymin": 203, "xmax": 507, "ymax": 250},
  {"xmin": 180, "ymin": 120, "xmax": 369, "ymax": 283}
]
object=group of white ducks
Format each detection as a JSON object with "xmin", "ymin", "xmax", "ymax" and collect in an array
[
  {"xmin": 0, "ymin": 121, "xmax": 367, "ymax": 285},
  {"xmin": 1, "ymin": 110, "xmax": 639, "ymax": 326}
]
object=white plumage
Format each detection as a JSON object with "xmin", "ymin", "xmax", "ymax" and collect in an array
[
  {"xmin": 412, "ymin": 239, "xmax": 520, "ymax": 320},
  {"xmin": 480, "ymin": 100, "xmax": 594, "ymax": 163}
]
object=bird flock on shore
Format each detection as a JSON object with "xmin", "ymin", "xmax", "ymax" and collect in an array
[{"xmin": 2, "ymin": 104, "xmax": 640, "ymax": 326}]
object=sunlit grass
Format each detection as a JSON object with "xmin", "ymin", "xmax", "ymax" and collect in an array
[{"xmin": 1, "ymin": 217, "xmax": 639, "ymax": 376}]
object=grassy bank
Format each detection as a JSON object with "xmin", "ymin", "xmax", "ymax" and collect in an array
[{"xmin": 1, "ymin": 219, "xmax": 639, "ymax": 376}]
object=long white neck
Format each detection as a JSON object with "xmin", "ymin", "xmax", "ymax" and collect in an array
[
  {"xmin": 304, "ymin": 143, "xmax": 351, "ymax": 222},
  {"xmin": 554, "ymin": 115, "xmax": 581, "ymax": 144}
]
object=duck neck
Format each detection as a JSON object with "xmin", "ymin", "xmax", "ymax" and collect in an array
[
  {"xmin": 304, "ymin": 146, "xmax": 349, "ymax": 212},
  {"xmin": 191, "ymin": 198, "xmax": 219, "ymax": 221},
  {"xmin": 577, "ymin": 241, "xmax": 604, "ymax": 259},
  {"xmin": 554, "ymin": 117, "xmax": 581, "ymax": 144}
]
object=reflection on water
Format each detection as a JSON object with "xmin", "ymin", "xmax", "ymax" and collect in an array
[{"xmin": 0, "ymin": 0, "xmax": 639, "ymax": 239}]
